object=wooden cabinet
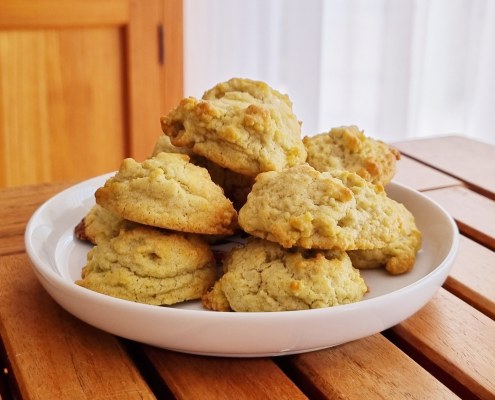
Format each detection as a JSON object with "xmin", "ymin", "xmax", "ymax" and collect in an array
[{"xmin": 0, "ymin": 0, "xmax": 183, "ymax": 187}]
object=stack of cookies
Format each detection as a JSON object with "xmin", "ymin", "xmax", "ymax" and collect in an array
[{"xmin": 75, "ymin": 78, "xmax": 421, "ymax": 312}]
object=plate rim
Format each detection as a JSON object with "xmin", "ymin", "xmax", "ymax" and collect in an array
[
  {"xmin": 23, "ymin": 174, "xmax": 460, "ymax": 356},
  {"xmin": 25, "ymin": 173, "xmax": 459, "ymax": 320}
]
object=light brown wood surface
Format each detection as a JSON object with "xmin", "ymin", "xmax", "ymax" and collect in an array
[
  {"xmin": 395, "ymin": 135, "xmax": 495, "ymax": 198},
  {"xmin": 424, "ymin": 186, "xmax": 495, "ymax": 250},
  {"xmin": 288, "ymin": 334, "xmax": 457, "ymax": 399},
  {"xmin": 0, "ymin": 254, "xmax": 155, "ymax": 399},
  {"xmin": 390, "ymin": 289, "xmax": 495, "ymax": 400},
  {"xmin": 0, "ymin": 0, "xmax": 129, "ymax": 27},
  {"xmin": 144, "ymin": 348, "xmax": 308, "ymax": 400},
  {"xmin": 445, "ymin": 235, "xmax": 495, "ymax": 319},
  {"xmin": 0, "ymin": 28, "xmax": 125, "ymax": 186},
  {"xmin": 394, "ymin": 155, "xmax": 462, "ymax": 191},
  {"xmin": 160, "ymin": 0, "xmax": 184, "ymax": 116},
  {"xmin": 126, "ymin": 0, "xmax": 163, "ymax": 160},
  {"xmin": 0, "ymin": 0, "xmax": 183, "ymax": 188},
  {"xmin": 0, "ymin": 182, "xmax": 71, "ymax": 256}
]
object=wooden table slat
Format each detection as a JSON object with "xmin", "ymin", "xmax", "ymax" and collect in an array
[
  {"xmin": 0, "ymin": 234, "xmax": 25, "ymax": 257},
  {"xmin": 0, "ymin": 181, "xmax": 72, "ymax": 256},
  {"xmin": 393, "ymin": 155, "xmax": 462, "ymax": 191},
  {"xmin": 287, "ymin": 334, "xmax": 458, "ymax": 399},
  {"xmin": 390, "ymin": 289, "xmax": 495, "ymax": 400},
  {"xmin": 394, "ymin": 135, "xmax": 495, "ymax": 198},
  {"xmin": 0, "ymin": 254, "xmax": 156, "ymax": 400},
  {"xmin": 0, "ymin": 181, "xmax": 71, "ymax": 208},
  {"xmin": 444, "ymin": 235, "xmax": 495, "ymax": 319},
  {"xmin": 423, "ymin": 186, "xmax": 495, "ymax": 250},
  {"xmin": 143, "ymin": 348, "xmax": 308, "ymax": 400}
]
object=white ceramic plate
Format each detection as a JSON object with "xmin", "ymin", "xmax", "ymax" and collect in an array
[{"xmin": 25, "ymin": 174, "xmax": 459, "ymax": 357}]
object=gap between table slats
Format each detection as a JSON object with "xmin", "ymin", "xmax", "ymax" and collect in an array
[
  {"xmin": 279, "ymin": 333, "xmax": 458, "ymax": 399},
  {"xmin": 385, "ymin": 289, "xmax": 495, "ymax": 400},
  {"xmin": 443, "ymin": 235, "xmax": 495, "ymax": 320},
  {"xmin": 394, "ymin": 135, "xmax": 495, "ymax": 201},
  {"xmin": 422, "ymin": 186, "xmax": 495, "ymax": 251},
  {"xmin": 0, "ymin": 254, "xmax": 157, "ymax": 400}
]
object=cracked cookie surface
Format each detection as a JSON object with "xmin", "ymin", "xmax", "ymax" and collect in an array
[
  {"xmin": 160, "ymin": 77, "xmax": 307, "ymax": 177},
  {"xmin": 202, "ymin": 239, "xmax": 367, "ymax": 312},
  {"xmin": 95, "ymin": 152, "xmax": 237, "ymax": 234},
  {"xmin": 239, "ymin": 164, "xmax": 418, "ymax": 251},
  {"xmin": 74, "ymin": 204, "xmax": 134, "ymax": 245},
  {"xmin": 348, "ymin": 223, "xmax": 422, "ymax": 275},
  {"xmin": 304, "ymin": 125, "xmax": 400, "ymax": 185},
  {"xmin": 76, "ymin": 226, "xmax": 217, "ymax": 305},
  {"xmin": 152, "ymin": 134, "xmax": 253, "ymax": 210}
]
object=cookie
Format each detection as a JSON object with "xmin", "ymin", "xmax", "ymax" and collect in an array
[
  {"xmin": 303, "ymin": 125, "xmax": 400, "ymax": 185},
  {"xmin": 331, "ymin": 168, "xmax": 421, "ymax": 262},
  {"xmin": 238, "ymin": 164, "xmax": 417, "ymax": 251},
  {"xmin": 198, "ymin": 158, "xmax": 254, "ymax": 210},
  {"xmin": 76, "ymin": 226, "xmax": 217, "ymax": 305},
  {"xmin": 160, "ymin": 77, "xmax": 307, "ymax": 177},
  {"xmin": 348, "ymin": 226, "xmax": 422, "ymax": 275},
  {"xmin": 152, "ymin": 134, "xmax": 253, "ymax": 210},
  {"xmin": 95, "ymin": 152, "xmax": 237, "ymax": 234},
  {"xmin": 202, "ymin": 239, "xmax": 367, "ymax": 312},
  {"xmin": 151, "ymin": 134, "xmax": 193, "ymax": 158},
  {"xmin": 74, "ymin": 204, "xmax": 134, "ymax": 245}
]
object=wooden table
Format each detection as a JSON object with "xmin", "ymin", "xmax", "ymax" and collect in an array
[{"xmin": 1, "ymin": 135, "xmax": 494, "ymax": 400}]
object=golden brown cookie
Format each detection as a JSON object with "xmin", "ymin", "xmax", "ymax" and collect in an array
[
  {"xmin": 76, "ymin": 226, "xmax": 217, "ymax": 305},
  {"xmin": 238, "ymin": 164, "xmax": 418, "ymax": 251},
  {"xmin": 202, "ymin": 239, "xmax": 367, "ymax": 312},
  {"xmin": 348, "ymin": 227, "xmax": 422, "ymax": 275},
  {"xmin": 303, "ymin": 125, "xmax": 400, "ymax": 185},
  {"xmin": 160, "ymin": 77, "xmax": 307, "ymax": 177},
  {"xmin": 152, "ymin": 134, "xmax": 253, "ymax": 210},
  {"xmin": 95, "ymin": 152, "xmax": 237, "ymax": 235},
  {"xmin": 74, "ymin": 204, "xmax": 134, "ymax": 245},
  {"xmin": 151, "ymin": 134, "xmax": 194, "ymax": 158},
  {"xmin": 331, "ymin": 168, "xmax": 421, "ymax": 272}
]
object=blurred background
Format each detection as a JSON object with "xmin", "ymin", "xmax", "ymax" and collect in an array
[
  {"xmin": 1, "ymin": 0, "xmax": 494, "ymax": 187},
  {"xmin": 185, "ymin": 0, "xmax": 495, "ymax": 143}
]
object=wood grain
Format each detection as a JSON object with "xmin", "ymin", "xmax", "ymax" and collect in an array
[
  {"xmin": 390, "ymin": 289, "xmax": 495, "ymax": 400},
  {"xmin": 423, "ymin": 186, "xmax": 495, "ymax": 250},
  {"xmin": 143, "ymin": 348, "xmax": 307, "ymax": 400},
  {"xmin": 395, "ymin": 135, "xmax": 495, "ymax": 199},
  {"xmin": 0, "ymin": 254, "xmax": 155, "ymax": 399},
  {"xmin": 0, "ymin": 0, "xmax": 129, "ymax": 28},
  {"xmin": 0, "ymin": 28, "xmax": 126, "ymax": 186},
  {"xmin": 160, "ymin": 0, "xmax": 184, "ymax": 115},
  {"xmin": 126, "ymin": 0, "xmax": 164, "ymax": 161},
  {"xmin": 444, "ymin": 235, "xmax": 495, "ymax": 319},
  {"xmin": 0, "ymin": 182, "xmax": 72, "ymax": 255},
  {"xmin": 393, "ymin": 155, "xmax": 462, "ymax": 191},
  {"xmin": 287, "ymin": 334, "xmax": 457, "ymax": 399},
  {"xmin": 0, "ymin": 0, "xmax": 183, "ymax": 187}
]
